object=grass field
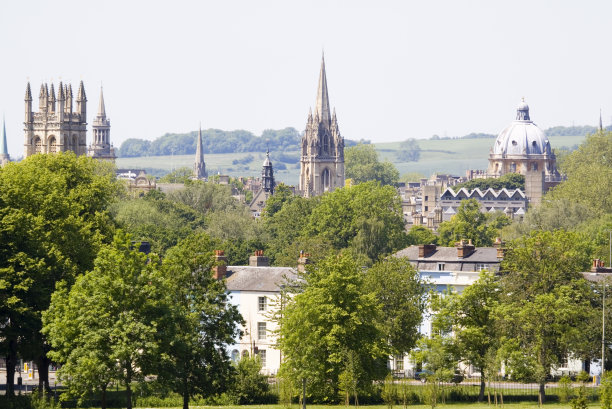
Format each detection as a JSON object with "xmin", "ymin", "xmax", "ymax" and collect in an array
[{"xmin": 116, "ymin": 134, "xmax": 587, "ymax": 186}]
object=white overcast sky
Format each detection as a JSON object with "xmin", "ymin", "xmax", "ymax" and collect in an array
[{"xmin": 1, "ymin": 0, "xmax": 611, "ymax": 157}]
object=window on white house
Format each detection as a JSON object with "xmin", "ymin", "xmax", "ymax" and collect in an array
[
  {"xmin": 258, "ymin": 349, "xmax": 267, "ymax": 367},
  {"xmin": 258, "ymin": 322, "xmax": 267, "ymax": 340},
  {"xmin": 258, "ymin": 296, "xmax": 267, "ymax": 312},
  {"xmin": 437, "ymin": 263, "xmax": 445, "ymax": 271},
  {"xmin": 395, "ymin": 355, "xmax": 404, "ymax": 371}
]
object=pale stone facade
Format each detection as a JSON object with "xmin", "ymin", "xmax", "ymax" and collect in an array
[
  {"xmin": 487, "ymin": 99, "xmax": 560, "ymax": 180},
  {"xmin": 299, "ymin": 56, "xmax": 344, "ymax": 197},
  {"xmin": 24, "ymin": 82, "xmax": 88, "ymax": 157}
]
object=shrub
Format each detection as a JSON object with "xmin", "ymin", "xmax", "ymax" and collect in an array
[
  {"xmin": 600, "ymin": 372, "xmax": 612, "ymax": 409},
  {"xmin": 558, "ymin": 375, "xmax": 573, "ymax": 403}
]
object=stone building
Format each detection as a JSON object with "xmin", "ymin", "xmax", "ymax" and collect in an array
[
  {"xmin": 299, "ymin": 56, "xmax": 345, "ymax": 197},
  {"xmin": 87, "ymin": 87, "xmax": 116, "ymax": 161},
  {"xmin": 439, "ymin": 187, "xmax": 528, "ymax": 221},
  {"xmin": 24, "ymin": 81, "xmax": 88, "ymax": 157},
  {"xmin": 193, "ymin": 125, "xmax": 207, "ymax": 180},
  {"xmin": 487, "ymin": 99, "xmax": 560, "ymax": 181}
]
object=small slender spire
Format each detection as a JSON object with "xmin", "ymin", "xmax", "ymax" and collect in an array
[
  {"xmin": 193, "ymin": 123, "xmax": 206, "ymax": 179},
  {"xmin": 57, "ymin": 81, "xmax": 65, "ymax": 100},
  {"xmin": 25, "ymin": 83, "xmax": 32, "ymax": 100},
  {"xmin": 1, "ymin": 115, "xmax": 8, "ymax": 157},
  {"xmin": 600, "ymin": 109, "xmax": 603, "ymax": 131},
  {"xmin": 97, "ymin": 86, "xmax": 106, "ymax": 117},
  {"xmin": 39, "ymin": 84, "xmax": 45, "ymax": 98},
  {"xmin": 315, "ymin": 53, "xmax": 331, "ymax": 125}
]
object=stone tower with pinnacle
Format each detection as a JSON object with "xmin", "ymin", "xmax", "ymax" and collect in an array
[
  {"xmin": 193, "ymin": 125, "xmax": 207, "ymax": 180},
  {"xmin": 24, "ymin": 81, "xmax": 88, "ymax": 157},
  {"xmin": 262, "ymin": 149, "xmax": 275, "ymax": 194},
  {"xmin": 0, "ymin": 116, "xmax": 10, "ymax": 166},
  {"xmin": 88, "ymin": 86, "xmax": 116, "ymax": 161},
  {"xmin": 298, "ymin": 55, "xmax": 344, "ymax": 197}
]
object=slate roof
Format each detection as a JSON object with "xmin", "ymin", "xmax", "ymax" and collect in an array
[
  {"xmin": 393, "ymin": 246, "xmax": 500, "ymax": 272},
  {"xmin": 225, "ymin": 266, "xmax": 297, "ymax": 292}
]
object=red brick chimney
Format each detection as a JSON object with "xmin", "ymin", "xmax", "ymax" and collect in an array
[
  {"xmin": 298, "ymin": 250, "xmax": 312, "ymax": 273},
  {"xmin": 591, "ymin": 259, "xmax": 612, "ymax": 273},
  {"xmin": 493, "ymin": 237, "xmax": 506, "ymax": 259},
  {"xmin": 456, "ymin": 239, "xmax": 475, "ymax": 259},
  {"xmin": 418, "ymin": 244, "xmax": 437, "ymax": 258},
  {"xmin": 213, "ymin": 250, "xmax": 227, "ymax": 279},
  {"xmin": 249, "ymin": 250, "xmax": 269, "ymax": 267}
]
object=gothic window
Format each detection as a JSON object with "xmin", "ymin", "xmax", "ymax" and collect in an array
[
  {"xmin": 48, "ymin": 136, "xmax": 57, "ymax": 153},
  {"xmin": 323, "ymin": 134, "xmax": 330, "ymax": 155},
  {"xmin": 72, "ymin": 135, "xmax": 78, "ymax": 153},
  {"xmin": 231, "ymin": 349, "xmax": 240, "ymax": 363},
  {"xmin": 531, "ymin": 162, "xmax": 538, "ymax": 171},
  {"xmin": 510, "ymin": 163, "xmax": 516, "ymax": 172},
  {"xmin": 34, "ymin": 137, "xmax": 42, "ymax": 153},
  {"xmin": 322, "ymin": 168, "xmax": 331, "ymax": 191}
]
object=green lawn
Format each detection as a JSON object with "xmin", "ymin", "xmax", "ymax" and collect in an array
[
  {"xmin": 115, "ymin": 134, "xmax": 587, "ymax": 185},
  {"xmin": 130, "ymin": 404, "xmax": 598, "ymax": 409}
]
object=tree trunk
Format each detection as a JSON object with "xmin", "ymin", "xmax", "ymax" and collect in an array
[
  {"xmin": 6, "ymin": 339, "xmax": 17, "ymax": 396},
  {"xmin": 183, "ymin": 389, "xmax": 189, "ymax": 409},
  {"xmin": 478, "ymin": 377, "xmax": 485, "ymax": 402},
  {"xmin": 126, "ymin": 364, "xmax": 133, "ymax": 409},
  {"xmin": 302, "ymin": 378, "xmax": 306, "ymax": 409},
  {"xmin": 538, "ymin": 382, "xmax": 546, "ymax": 405},
  {"xmin": 37, "ymin": 354, "xmax": 51, "ymax": 393},
  {"xmin": 101, "ymin": 384, "xmax": 107, "ymax": 409}
]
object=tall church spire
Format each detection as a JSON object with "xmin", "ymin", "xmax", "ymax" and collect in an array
[
  {"xmin": 1, "ymin": 116, "xmax": 10, "ymax": 165},
  {"xmin": 600, "ymin": 109, "xmax": 603, "ymax": 131},
  {"xmin": 193, "ymin": 124, "xmax": 207, "ymax": 180},
  {"xmin": 315, "ymin": 53, "xmax": 332, "ymax": 125},
  {"xmin": 97, "ymin": 86, "xmax": 106, "ymax": 118}
]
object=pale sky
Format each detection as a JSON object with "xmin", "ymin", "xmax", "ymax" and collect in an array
[{"xmin": 1, "ymin": 0, "xmax": 611, "ymax": 158}]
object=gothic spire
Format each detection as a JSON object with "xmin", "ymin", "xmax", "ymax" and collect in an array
[
  {"xmin": 193, "ymin": 124, "xmax": 206, "ymax": 179},
  {"xmin": 315, "ymin": 53, "xmax": 331, "ymax": 125},
  {"xmin": 58, "ymin": 82, "xmax": 65, "ymax": 100},
  {"xmin": 97, "ymin": 86, "xmax": 106, "ymax": 118}
]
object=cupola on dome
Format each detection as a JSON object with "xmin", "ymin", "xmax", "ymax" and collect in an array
[{"xmin": 492, "ymin": 99, "xmax": 551, "ymax": 156}]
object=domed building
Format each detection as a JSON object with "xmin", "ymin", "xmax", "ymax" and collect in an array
[{"xmin": 487, "ymin": 99, "xmax": 559, "ymax": 179}]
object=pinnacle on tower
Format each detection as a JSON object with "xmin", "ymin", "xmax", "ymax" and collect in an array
[
  {"xmin": 97, "ymin": 86, "xmax": 106, "ymax": 118},
  {"xmin": 77, "ymin": 80, "xmax": 86, "ymax": 101},
  {"xmin": 58, "ymin": 82, "xmax": 65, "ymax": 100},
  {"xmin": 25, "ymin": 83, "xmax": 32, "ymax": 100},
  {"xmin": 315, "ymin": 53, "xmax": 331, "ymax": 125}
]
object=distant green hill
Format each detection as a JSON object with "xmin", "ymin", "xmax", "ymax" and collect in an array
[{"xmin": 116, "ymin": 133, "xmax": 586, "ymax": 186}]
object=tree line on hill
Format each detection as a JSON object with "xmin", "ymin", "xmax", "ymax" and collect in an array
[
  {"xmin": 118, "ymin": 127, "xmax": 365, "ymax": 158},
  {"xmin": 0, "ymin": 130, "xmax": 610, "ymax": 407}
]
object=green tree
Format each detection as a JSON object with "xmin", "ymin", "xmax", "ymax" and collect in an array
[
  {"xmin": 43, "ymin": 232, "xmax": 169, "ymax": 409},
  {"xmin": 406, "ymin": 225, "xmax": 438, "ymax": 245},
  {"xmin": 232, "ymin": 356, "xmax": 271, "ymax": 404},
  {"xmin": 437, "ymin": 199, "xmax": 510, "ymax": 247},
  {"xmin": 452, "ymin": 173, "xmax": 524, "ymax": 191},
  {"xmin": 304, "ymin": 182, "xmax": 407, "ymax": 263},
  {"xmin": 276, "ymin": 253, "xmax": 389, "ymax": 401},
  {"xmin": 432, "ymin": 272, "xmax": 501, "ymax": 401},
  {"xmin": 345, "ymin": 144, "xmax": 399, "ymax": 186},
  {"xmin": 158, "ymin": 166, "xmax": 194, "ymax": 183},
  {"xmin": 159, "ymin": 233, "xmax": 243, "ymax": 409},
  {"xmin": 365, "ymin": 257, "xmax": 425, "ymax": 355},
  {"xmin": 494, "ymin": 230, "xmax": 596, "ymax": 404},
  {"xmin": 0, "ymin": 153, "xmax": 120, "ymax": 394},
  {"xmin": 262, "ymin": 183, "xmax": 294, "ymax": 218},
  {"xmin": 411, "ymin": 334, "xmax": 457, "ymax": 408}
]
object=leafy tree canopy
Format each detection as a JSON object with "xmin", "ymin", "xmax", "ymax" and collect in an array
[
  {"xmin": 345, "ymin": 144, "xmax": 399, "ymax": 186},
  {"xmin": 452, "ymin": 173, "xmax": 524, "ymax": 191}
]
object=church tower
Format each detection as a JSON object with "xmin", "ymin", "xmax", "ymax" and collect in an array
[
  {"xmin": 88, "ymin": 86, "xmax": 116, "ymax": 161},
  {"xmin": 193, "ymin": 125, "xmax": 207, "ymax": 180},
  {"xmin": 24, "ymin": 81, "xmax": 87, "ymax": 157},
  {"xmin": 262, "ymin": 149, "xmax": 275, "ymax": 194},
  {"xmin": 0, "ymin": 116, "xmax": 10, "ymax": 166},
  {"xmin": 299, "ymin": 55, "xmax": 344, "ymax": 197}
]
